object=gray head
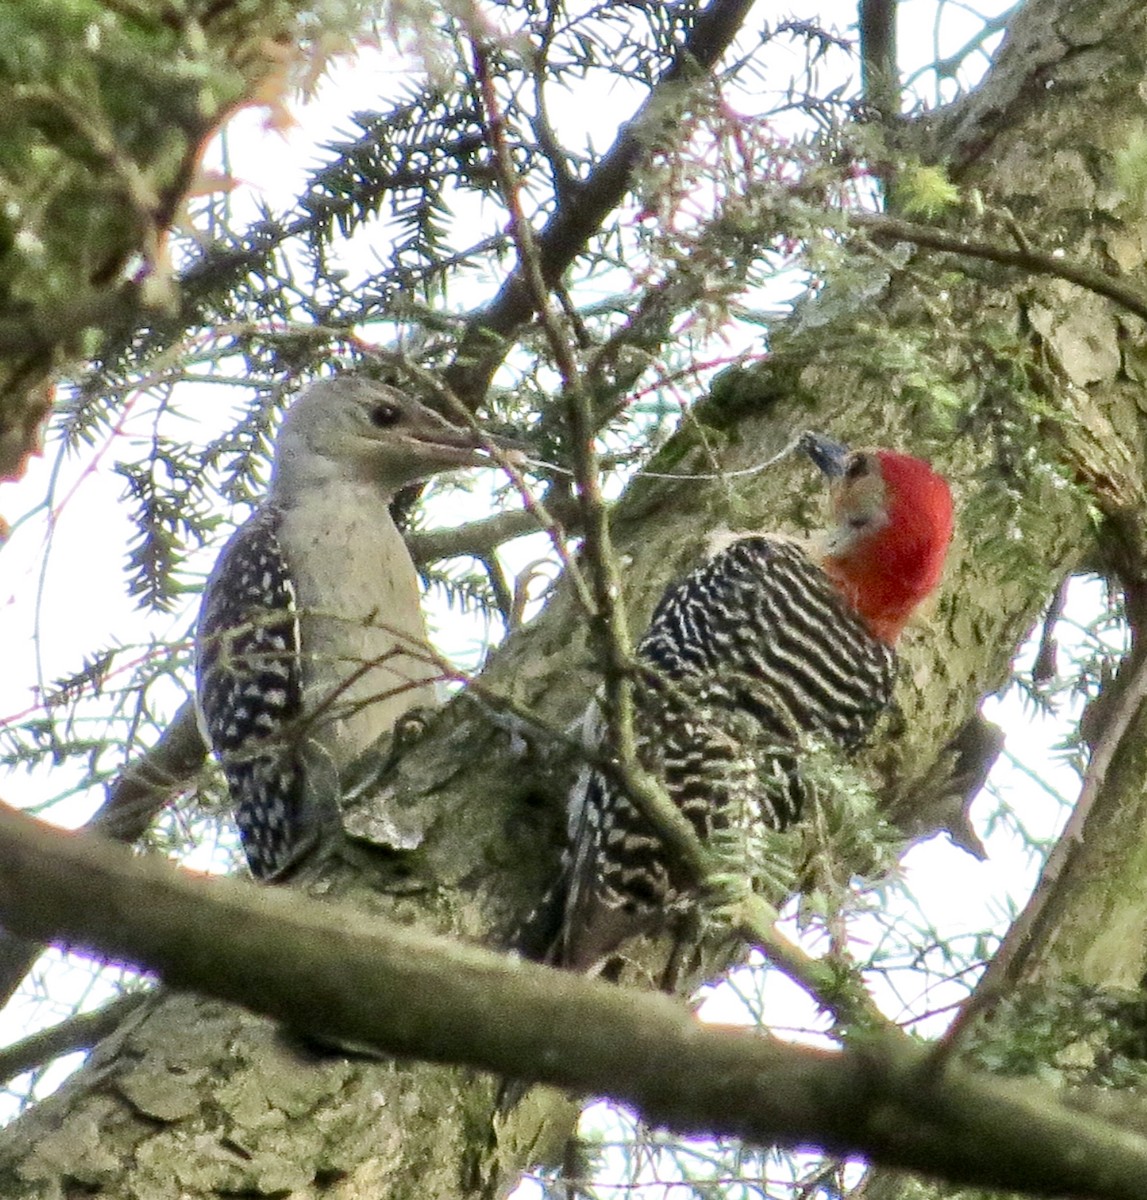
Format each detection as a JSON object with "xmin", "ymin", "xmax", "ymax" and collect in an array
[{"xmin": 271, "ymin": 377, "xmax": 520, "ymax": 496}]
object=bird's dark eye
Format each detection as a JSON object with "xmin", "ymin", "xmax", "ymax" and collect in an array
[
  {"xmin": 370, "ymin": 403, "xmax": 402, "ymax": 428},
  {"xmin": 844, "ymin": 454, "xmax": 868, "ymax": 480}
]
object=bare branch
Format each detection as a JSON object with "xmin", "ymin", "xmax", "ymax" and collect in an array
[
  {"xmin": 408, "ymin": 503, "xmax": 568, "ymax": 565},
  {"xmin": 0, "ymin": 992, "xmax": 147, "ymax": 1088}
]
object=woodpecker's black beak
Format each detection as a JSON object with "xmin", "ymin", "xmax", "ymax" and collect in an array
[{"xmin": 799, "ymin": 432, "xmax": 849, "ymax": 478}]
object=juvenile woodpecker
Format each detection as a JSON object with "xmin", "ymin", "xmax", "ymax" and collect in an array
[
  {"xmin": 554, "ymin": 434, "xmax": 954, "ymax": 970},
  {"xmin": 195, "ymin": 377, "xmax": 516, "ymax": 881}
]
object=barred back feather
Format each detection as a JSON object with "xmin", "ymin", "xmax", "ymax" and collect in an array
[{"xmin": 556, "ymin": 536, "xmax": 897, "ymax": 971}]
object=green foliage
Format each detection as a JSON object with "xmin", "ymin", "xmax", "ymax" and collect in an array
[
  {"xmin": 893, "ymin": 161, "xmax": 961, "ymax": 218},
  {"xmin": 795, "ymin": 735, "xmax": 903, "ymax": 894},
  {"xmin": 956, "ymin": 334, "xmax": 1095, "ymax": 591},
  {"xmin": 0, "ymin": 6, "xmax": 224, "ymax": 302},
  {"xmin": 1114, "ymin": 124, "xmax": 1147, "ymax": 213},
  {"xmin": 115, "ymin": 437, "xmax": 221, "ymax": 611},
  {"xmin": 0, "ymin": 635, "xmax": 191, "ymax": 821},
  {"xmin": 705, "ymin": 730, "xmax": 900, "ymax": 926},
  {"xmin": 968, "ymin": 980, "xmax": 1147, "ymax": 1091}
]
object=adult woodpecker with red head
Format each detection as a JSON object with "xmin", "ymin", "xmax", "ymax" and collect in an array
[
  {"xmin": 547, "ymin": 433, "xmax": 954, "ymax": 972},
  {"xmin": 803, "ymin": 432, "xmax": 953, "ymax": 644}
]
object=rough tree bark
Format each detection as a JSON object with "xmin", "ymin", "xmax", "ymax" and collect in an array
[{"xmin": 2, "ymin": 0, "xmax": 1147, "ymax": 1197}]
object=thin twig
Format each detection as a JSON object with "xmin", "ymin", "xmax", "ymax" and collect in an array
[{"xmin": 471, "ymin": 25, "xmax": 711, "ymax": 882}]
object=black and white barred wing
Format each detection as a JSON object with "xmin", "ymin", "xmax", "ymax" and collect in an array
[{"xmin": 194, "ymin": 504, "xmax": 330, "ymax": 880}]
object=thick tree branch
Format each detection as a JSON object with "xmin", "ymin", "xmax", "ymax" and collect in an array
[
  {"xmin": 859, "ymin": 0, "xmax": 899, "ymax": 122},
  {"xmin": 0, "ymin": 697, "xmax": 207, "ymax": 1012},
  {"xmin": 1, "ymin": 802, "xmax": 1147, "ymax": 1199}
]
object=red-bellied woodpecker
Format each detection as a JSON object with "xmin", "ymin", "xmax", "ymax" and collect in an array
[
  {"xmin": 552, "ymin": 434, "xmax": 954, "ymax": 971},
  {"xmin": 195, "ymin": 377, "xmax": 518, "ymax": 881}
]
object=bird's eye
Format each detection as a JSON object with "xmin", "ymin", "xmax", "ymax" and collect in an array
[
  {"xmin": 369, "ymin": 403, "xmax": 402, "ymax": 428},
  {"xmin": 844, "ymin": 454, "xmax": 868, "ymax": 480}
]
